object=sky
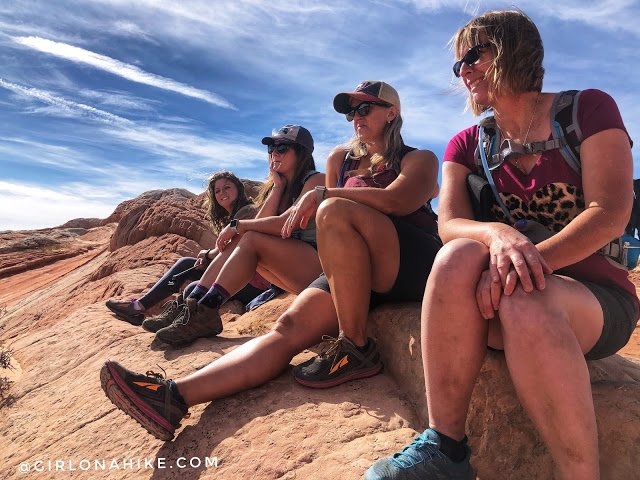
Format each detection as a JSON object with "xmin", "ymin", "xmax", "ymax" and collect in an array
[{"xmin": 0, "ymin": 0, "xmax": 638, "ymax": 231}]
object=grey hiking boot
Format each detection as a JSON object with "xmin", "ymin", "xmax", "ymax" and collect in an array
[
  {"xmin": 364, "ymin": 429, "xmax": 473, "ymax": 480},
  {"xmin": 292, "ymin": 333, "xmax": 383, "ymax": 388},
  {"xmin": 100, "ymin": 359, "xmax": 189, "ymax": 441},
  {"xmin": 154, "ymin": 297, "xmax": 223, "ymax": 346},
  {"xmin": 142, "ymin": 294, "xmax": 185, "ymax": 333}
]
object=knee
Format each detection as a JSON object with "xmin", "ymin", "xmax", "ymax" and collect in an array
[
  {"xmin": 237, "ymin": 230, "xmax": 261, "ymax": 251},
  {"xmin": 271, "ymin": 311, "xmax": 306, "ymax": 350},
  {"xmin": 316, "ymin": 197, "xmax": 353, "ymax": 230},
  {"xmin": 429, "ymin": 239, "xmax": 489, "ymax": 289},
  {"xmin": 499, "ymin": 288, "xmax": 560, "ymax": 347}
]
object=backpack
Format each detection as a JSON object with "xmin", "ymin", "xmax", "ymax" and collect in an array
[{"xmin": 466, "ymin": 90, "xmax": 629, "ymax": 268}]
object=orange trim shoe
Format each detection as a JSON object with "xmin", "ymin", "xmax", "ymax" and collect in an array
[{"xmin": 293, "ymin": 333, "xmax": 383, "ymax": 389}]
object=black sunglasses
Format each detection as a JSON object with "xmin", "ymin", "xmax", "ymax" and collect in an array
[
  {"xmin": 267, "ymin": 143, "xmax": 292, "ymax": 155},
  {"xmin": 345, "ymin": 101, "xmax": 391, "ymax": 122},
  {"xmin": 453, "ymin": 43, "xmax": 491, "ymax": 77}
]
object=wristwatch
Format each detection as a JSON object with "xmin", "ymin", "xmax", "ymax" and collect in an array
[
  {"xmin": 230, "ymin": 219, "xmax": 239, "ymax": 234},
  {"xmin": 315, "ymin": 186, "xmax": 327, "ymax": 205}
]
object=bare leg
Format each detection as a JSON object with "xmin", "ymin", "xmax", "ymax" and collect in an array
[
  {"xmin": 212, "ymin": 231, "xmax": 322, "ymax": 295},
  {"xmin": 198, "ymin": 236, "xmax": 242, "ymax": 287},
  {"xmin": 316, "ymin": 198, "xmax": 399, "ymax": 346},
  {"xmin": 176, "ymin": 288, "xmax": 337, "ymax": 406},
  {"xmin": 499, "ymin": 276, "xmax": 603, "ymax": 479},
  {"xmin": 423, "ymin": 239, "xmax": 491, "ymax": 440}
]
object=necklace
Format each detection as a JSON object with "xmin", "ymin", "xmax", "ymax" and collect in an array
[
  {"xmin": 522, "ymin": 91, "xmax": 540, "ymax": 146},
  {"xmin": 513, "ymin": 92, "xmax": 541, "ymax": 170}
]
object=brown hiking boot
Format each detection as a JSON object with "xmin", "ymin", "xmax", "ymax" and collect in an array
[
  {"xmin": 142, "ymin": 294, "xmax": 185, "ymax": 333},
  {"xmin": 154, "ymin": 297, "xmax": 223, "ymax": 346}
]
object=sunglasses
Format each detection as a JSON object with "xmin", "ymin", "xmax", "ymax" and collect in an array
[
  {"xmin": 267, "ymin": 143, "xmax": 292, "ymax": 155},
  {"xmin": 453, "ymin": 43, "xmax": 491, "ymax": 77},
  {"xmin": 345, "ymin": 101, "xmax": 391, "ymax": 122}
]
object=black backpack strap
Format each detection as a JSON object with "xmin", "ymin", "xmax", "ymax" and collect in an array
[
  {"xmin": 550, "ymin": 90, "xmax": 582, "ymax": 174},
  {"xmin": 337, "ymin": 150, "xmax": 358, "ymax": 188},
  {"xmin": 473, "ymin": 116, "xmax": 503, "ymax": 175}
]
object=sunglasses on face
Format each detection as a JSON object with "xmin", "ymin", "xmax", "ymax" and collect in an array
[
  {"xmin": 268, "ymin": 143, "xmax": 291, "ymax": 155},
  {"xmin": 345, "ymin": 101, "xmax": 391, "ymax": 122},
  {"xmin": 453, "ymin": 43, "xmax": 491, "ymax": 77}
]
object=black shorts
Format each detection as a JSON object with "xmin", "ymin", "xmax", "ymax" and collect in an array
[
  {"xmin": 308, "ymin": 217, "xmax": 442, "ymax": 309},
  {"xmin": 582, "ymin": 281, "xmax": 639, "ymax": 360}
]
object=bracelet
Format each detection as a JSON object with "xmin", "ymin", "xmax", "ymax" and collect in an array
[{"xmin": 205, "ymin": 249, "xmax": 213, "ymax": 261}]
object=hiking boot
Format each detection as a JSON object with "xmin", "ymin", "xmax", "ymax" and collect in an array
[
  {"xmin": 105, "ymin": 298, "xmax": 144, "ymax": 326},
  {"xmin": 364, "ymin": 429, "xmax": 473, "ymax": 480},
  {"xmin": 142, "ymin": 294, "xmax": 185, "ymax": 333},
  {"xmin": 154, "ymin": 297, "xmax": 223, "ymax": 346},
  {"xmin": 100, "ymin": 359, "xmax": 189, "ymax": 441},
  {"xmin": 292, "ymin": 333, "xmax": 383, "ymax": 388}
]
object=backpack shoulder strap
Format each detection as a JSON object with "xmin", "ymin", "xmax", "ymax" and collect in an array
[
  {"xmin": 337, "ymin": 150, "xmax": 358, "ymax": 188},
  {"xmin": 473, "ymin": 116, "xmax": 501, "ymax": 177},
  {"xmin": 550, "ymin": 90, "xmax": 582, "ymax": 174}
]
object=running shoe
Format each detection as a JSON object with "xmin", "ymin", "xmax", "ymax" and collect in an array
[
  {"xmin": 364, "ymin": 429, "xmax": 473, "ymax": 480},
  {"xmin": 100, "ymin": 359, "xmax": 189, "ymax": 441},
  {"xmin": 105, "ymin": 299, "xmax": 144, "ymax": 326},
  {"xmin": 293, "ymin": 333, "xmax": 383, "ymax": 388}
]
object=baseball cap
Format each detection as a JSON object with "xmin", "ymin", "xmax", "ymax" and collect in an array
[
  {"xmin": 333, "ymin": 81, "xmax": 401, "ymax": 114},
  {"xmin": 261, "ymin": 124, "xmax": 314, "ymax": 153}
]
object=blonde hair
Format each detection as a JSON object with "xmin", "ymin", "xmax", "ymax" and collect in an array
[
  {"xmin": 341, "ymin": 112, "xmax": 405, "ymax": 172},
  {"xmin": 452, "ymin": 9, "xmax": 545, "ymax": 115}
]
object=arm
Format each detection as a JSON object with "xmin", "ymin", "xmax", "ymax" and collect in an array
[
  {"xmin": 282, "ymin": 150, "xmax": 439, "ymax": 237},
  {"xmin": 324, "ymin": 149, "xmax": 439, "ymax": 216},
  {"xmin": 216, "ymin": 173, "xmax": 325, "ymax": 249},
  {"xmin": 256, "ymin": 163, "xmax": 288, "ymax": 218},
  {"xmin": 536, "ymin": 128, "xmax": 633, "ymax": 270},
  {"xmin": 439, "ymin": 161, "xmax": 551, "ymax": 294}
]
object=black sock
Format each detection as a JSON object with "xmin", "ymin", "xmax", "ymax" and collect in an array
[
  {"xmin": 436, "ymin": 430, "xmax": 467, "ymax": 462},
  {"xmin": 355, "ymin": 339, "xmax": 371, "ymax": 354},
  {"xmin": 199, "ymin": 283, "xmax": 231, "ymax": 309},
  {"xmin": 169, "ymin": 381, "xmax": 187, "ymax": 408},
  {"xmin": 188, "ymin": 283, "xmax": 209, "ymax": 302}
]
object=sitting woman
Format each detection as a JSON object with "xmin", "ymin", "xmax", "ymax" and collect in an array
[
  {"xmin": 100, "ymin": 82, "xmax": 440, "ymax": 441},
  {"xmin": 105, "ymin": 171, "xmax": 269, "ymax": 329},
  {"xmin": 366, "ymin": 10, "xmax": 638, "ymax": 480},
  {"xmin": 153, "ymin": 124, "xmax": 325, "ymax": 346}
]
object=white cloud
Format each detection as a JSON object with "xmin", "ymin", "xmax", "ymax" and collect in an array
[
  {"xmin": 0, "ymin": 78, "xmax": 133, "ymax": 125},
  {"xmin": 12, "ymin": 36, "xmax": 236, "ymax": 109},
  {"xmin": 0, "ymin": 180, "xmax": 119, "ymax": 230}
]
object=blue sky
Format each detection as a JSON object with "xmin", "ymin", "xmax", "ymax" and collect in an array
[{"xmin": 0, "ymin": 0, "xmax": 638, "ymax": 231}]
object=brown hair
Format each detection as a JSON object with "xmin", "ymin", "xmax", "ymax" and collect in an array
[
  {"xmin": 204, "ymin": 171, "xmax": 252, "ymax": 234},
  {"xmin": 255, "ymin": 143, "xmax": 316, "ymax": 211},
  {"xmin": 453, "ymin": 9, "xmax": 545, "ymax": 115}
]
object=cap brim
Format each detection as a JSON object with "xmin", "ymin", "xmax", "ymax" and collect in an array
[
  {"xmin": 261, "ymin": 136, "xmax": 295, "ymax": 146},
  {"xmin": 333, "ymin": 92, "xmax": 381, "ymax": 114}
]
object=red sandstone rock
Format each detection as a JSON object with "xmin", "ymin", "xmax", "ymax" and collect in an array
[{"xmin": 1, "ymin": 188, "xmax": 639, "ymax": 480}]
